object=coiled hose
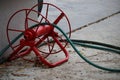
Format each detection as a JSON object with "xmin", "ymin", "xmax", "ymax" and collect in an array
[{"xmin": 0, "ymin": 23, "xmax": 120, "ymax": 72}]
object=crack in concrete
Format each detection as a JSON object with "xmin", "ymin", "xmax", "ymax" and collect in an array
[{"xmin": 70, "ymin": 11, "xmax": 120, "ymax": 33}]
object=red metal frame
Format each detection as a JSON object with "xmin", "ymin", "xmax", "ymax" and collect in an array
[
  {"xmin": 6, "ymin": 3, "xmax": 71, "ymax": 67},
  {"xmin": 8, "ymin": 24, "xmax": 69, "ymax": 67}
]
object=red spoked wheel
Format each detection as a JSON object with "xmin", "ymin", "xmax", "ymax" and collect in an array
[
  {"xmin": 6, "ymin": 8, "xmax": 50, "ymax": 61},
  {"xmin": 6, "ymin": 9, "xmax": 30, "ymax": 51}
]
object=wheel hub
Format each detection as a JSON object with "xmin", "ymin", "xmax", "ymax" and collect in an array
[{"xmin": 24, "ymin": 29, "xmax": 36, "ymax": 41}]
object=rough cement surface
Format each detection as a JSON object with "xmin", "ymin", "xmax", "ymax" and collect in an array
[
  {"xmin": 0, "ymin": 10, "xmax": 120, "ymax": 80},
  {"xmin": 0, "ymin": 0, "xmax": 120, "ymax": 80}
]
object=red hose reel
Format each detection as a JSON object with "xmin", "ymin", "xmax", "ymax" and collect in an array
[{"xmin": 6, "ymin": 3, "xmax": 71, "ymax": 67}]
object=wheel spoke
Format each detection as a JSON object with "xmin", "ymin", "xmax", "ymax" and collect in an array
[
  {"xmin": 27, "ymin": 17, "xmax": 41, "ymax": 33},
  {"xmin": 56, "ymin": 33, "xmax": 67, "ymax": 49},
  {"xmin": 50, "ymin": 41, "xmax": 55, "ymax": 53},
  {"xmin": 45, "ymin": 4, "xmax": 49, "ymax": 21},
  {"xmin": 27, "ymin": 17, "xmax": 40, "ymax": 24},
  {"xmin": 39, "ymin": 17, "xmax": 44, "ymax": 23},
  {"xmin": 37, "ymin": 16, "xmax": 44, "ymax": 32},
  {"xmin": 58, "ymin": 35, "xmax": 66, "ymax": 42},
  {"xmin": 25, "ymin": 10, "xmax": 28, "ymax": 30},
  {"xmin": 47, "ymin": 38, "xmax": 51, "ymax": 52},
  {"xmin": 8, "ymin": 28, "xmax": 24, "ymax": 32},
  {"xmin": 46, "ymin": 37, "xmax": 55, "ymax": 53}
]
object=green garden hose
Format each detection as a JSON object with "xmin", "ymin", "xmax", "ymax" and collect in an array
[
  {"xmin": 0, "ymin": 23, "xmax": 120, "ymax": 72},
  {"xmin": 52, "ymin": 24, "xmax": 120, "ymax": 72}
]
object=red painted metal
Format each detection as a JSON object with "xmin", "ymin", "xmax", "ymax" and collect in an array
[
  {"xmin": 53, "ymin": 13, "xmax": 65, "ymax": 24},
  {"xmin": 27, "ymin": 3, "xmax": 71, "ymax": 54},
  {"xmin": 6, "ymin": 3, "xmax": 71, "ymax": 67},
  {"xmin": 8, "ymin": 25, "xmax": 69, "ymax": 67}
]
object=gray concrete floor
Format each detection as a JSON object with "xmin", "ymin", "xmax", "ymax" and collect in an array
[{"xmin": 0, "ymin": 0, "xmax": 120, "ymax": 80}]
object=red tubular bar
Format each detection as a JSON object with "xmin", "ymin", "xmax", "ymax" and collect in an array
[{"xmin": 34, "ymin": 25, "xmax": 54, "ymax": 37}]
